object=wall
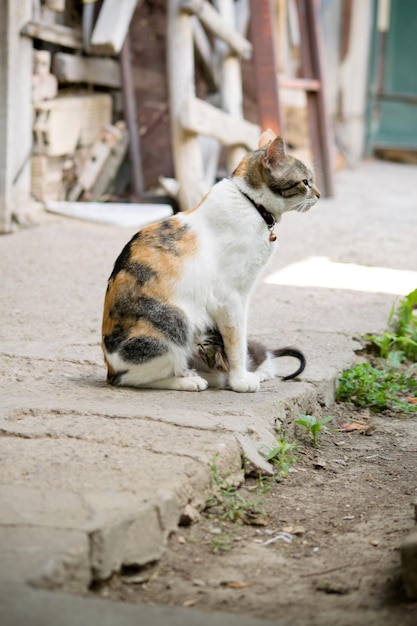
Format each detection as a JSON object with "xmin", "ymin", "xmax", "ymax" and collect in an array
[
  {"xmin": 0, "ymin": 0, "xmax": 34, "ymax": 233},
  {"xmin": 319, "ymin": 0, "xmax": 373, "ymax": 163}
]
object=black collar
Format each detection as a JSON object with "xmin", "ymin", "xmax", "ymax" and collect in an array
[{"xmin": 237, "ymin": 189, "xmax": 277, "ymax": 242}]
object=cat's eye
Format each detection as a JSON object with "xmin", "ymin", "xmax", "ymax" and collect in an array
[{"xmin": 303, "ymin": 179, "xmax": 310, "ymax": 187}]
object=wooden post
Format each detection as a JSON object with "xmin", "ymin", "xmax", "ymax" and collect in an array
[
  {"xmin": 120, "ymin": 35, "xmax": 144, "ymax": 200},
  {"xmin": 167, "ymin": 0, "xmax": 207, "ymax": 210},
  {"xmin": 295, "ymin": 0, "xmax": 334, "ymax": 197},
  {"xmin": 167, "ymin": 0, "xmax": 260, "ymax": 209},
  {"xmin": 0, "ymin": 0, "xmax": 34, "ymax": 232},
  {"xmin": 215, "ymin": 0, "xmax": 247, "ymax": 172}
]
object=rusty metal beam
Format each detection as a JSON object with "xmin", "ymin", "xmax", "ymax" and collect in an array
[{"xmin": 249, "ymin": 0, "xmax": 282, "ymax": 136}]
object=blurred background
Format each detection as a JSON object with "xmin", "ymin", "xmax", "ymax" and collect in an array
[{"xmin": 1, "ymin": 0, "xmax": 416, "ymax": 231}]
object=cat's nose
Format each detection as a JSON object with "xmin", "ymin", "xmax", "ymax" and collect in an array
[{"xmin": 312, "ymin": 184, "xmax": 321, "ymax": 199}]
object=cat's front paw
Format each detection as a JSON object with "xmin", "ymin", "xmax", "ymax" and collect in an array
[
  {"xmin": 229, "ymin": 371, "xmax": 260, "ymax": 393},
  {"xmin": 180, "ymin": 375, "xmax": 209, "ymax": 391}
]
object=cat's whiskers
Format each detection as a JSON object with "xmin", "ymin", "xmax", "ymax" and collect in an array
[{"xmin": 292, "ymin": 195, "xmax": 318, "ymax": 213}]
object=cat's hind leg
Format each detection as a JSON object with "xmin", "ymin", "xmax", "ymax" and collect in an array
[
  {"xmin": 105, "ymin": 343, "xmax": 208, "ymax": 391},
  {"xmin": 142, "ymin": 373, "xmax": 208, "ymax": 391},
  {"xmin": 254, "ymin": 360, "xmax": 276, "ymax": 383}
]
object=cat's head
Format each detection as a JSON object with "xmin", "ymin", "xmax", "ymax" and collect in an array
[{"xmin": 232, "ymin": 130, "xmax": 321, "ymax": 218}]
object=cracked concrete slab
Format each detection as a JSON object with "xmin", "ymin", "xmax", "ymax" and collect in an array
[
  {"xmin": 1, "ymin": 160, "xmax": 417, "ymax": 623},
  {"xmin": 0, "ymin": 526, "xmax": 90, "ymax": 592}
]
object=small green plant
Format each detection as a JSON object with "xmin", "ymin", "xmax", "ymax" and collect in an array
[
  {"xmin": 210, "ymin": 534, "xmax": 234, "ymax": 553},
  {"xmin": 265, "ymin": 436, "xmax": 298, "ymax": 477},
  {"xmin": 254, "ymin": 475, "xmax": 272, "ymax": 494},
  {"xmin": 365, "ymin": 288, "xmax": 417, "ymax": 365},
  {"xmin": 337, "ymin": 289, "xmax": 417, "ymax": 416},
  {"xmin": 207, "ymin": 457, "xmax": 265, "ymax": 523},
  {"xmin": 336, "ymin": 362, "xmax": 417, "ymax": 413},
  {"xmin": 295, "ymin": 414, "xmax": 334, "ymax": 447}
]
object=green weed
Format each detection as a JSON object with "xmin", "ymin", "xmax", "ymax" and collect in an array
[
  {"xmin": 265, "ymin": 437, "xmax": 298, "ymax": 477},
  {"xmin": 207, "ymin": 458, "xmax": 265, "ymax": 523},
  {"xmin": 210, "ymin": 534, "xmax": 233, "ymax": 553},
  {"xmin": 254, "ymin": 475, "xmax": 272, "ymax": 494},
  {"xmin": 295, "ymin": 414, "xmax": 334, "ymax": 447},
  {"xmin": 365, "ymin": 288, "xmax": 417, "ymax": 365},
  {"xmin": 336, "ymin": 362, "xmax": 417, "ymax": 413},
  {"xmin": 337, "ymin": 289, "xmax": 417, "ymax": 415}
]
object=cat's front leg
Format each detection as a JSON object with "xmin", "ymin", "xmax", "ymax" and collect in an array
[
  {"xmin": 229, "ymin": 369, "xmax": 260, "ymax": 393},
  {"xmin": 216, "ymin": 310, "xmax": 259, "ymax": 393}
]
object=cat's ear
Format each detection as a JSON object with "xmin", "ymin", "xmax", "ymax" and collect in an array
[
  {"xmin": 215, "ymin": 351, "xmax": 229, "ymax": 373},
  {"xmin": 258, "ymin": 128, "xmax": 276, "ymax": 149},
  {"xmin": 262, "ymin": 136, "xmax": 287, "ymax": 170}
]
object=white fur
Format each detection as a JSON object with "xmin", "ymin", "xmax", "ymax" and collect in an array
[{"xmin": 251, "ymin": 351, "xmax": 277, "ymax": 383}]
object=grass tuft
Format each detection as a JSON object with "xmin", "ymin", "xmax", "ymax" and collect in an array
[{"xmin": 337, "ymin": 289, "xmax": 417, "ymax": 415}]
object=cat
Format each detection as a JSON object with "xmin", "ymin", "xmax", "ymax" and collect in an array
[
  {"xmin": 191, "ymin": 328, "xmax": 306, "ymax": 388},
  {"xmin": 102, "ymin": 130, "xmax": 320, "ymax": 392}
]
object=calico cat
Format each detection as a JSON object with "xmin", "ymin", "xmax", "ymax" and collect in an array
[
  {"xmin": 192, "ymin": 328, "xmax": 306, "ymax": 386},
  {"xmin": 102, "ymin": 130, "xmax": 320, "ymax": 392}
]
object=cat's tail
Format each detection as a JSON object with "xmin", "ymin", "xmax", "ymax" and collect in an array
[{"xmin": 271, "ymin": 348, "xmax": 306, "ymax": 381}]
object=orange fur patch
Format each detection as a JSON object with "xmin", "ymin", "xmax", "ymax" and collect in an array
[
  {"xmin": 129, "ymin": 217, "xmax": 197, "ymax": 280},
  {"xmin": 127, "ymin": 318, "xmax": 165, "ymax": 342},
  {"xmin": 102, "ymin": 216, "xmax": 197, "ymax": 347}
]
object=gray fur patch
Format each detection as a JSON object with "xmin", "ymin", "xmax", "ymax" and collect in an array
[
  {"xmin": 104, "ymin": 326, "xmax": 128, "ymax": 353},
  {"xmin": 128, "ymin": 262, "xmax": 157, "ymax": 286},
  {"xmin": 135, "ymin": 296, "xmax": 188, "ymax": 345},
  {"xmin": 119, "ymin": 336, "xmax": 169, "ymax": 364},
  {"xmin": 111, "ymin": 292, "xmax": 188, "ymax": 346},
  {"xmin": 156, "ymin": 221, "xmax": 190, "ymax": 255}
]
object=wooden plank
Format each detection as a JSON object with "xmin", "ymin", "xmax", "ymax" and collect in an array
[
  {"xmin": 21, "ymin": 21, "xmax": 83, "ymax": 50},
  {"xmin": 235, "ymin": 0, "xmax": 250, "ymax": 35},
  {"xmin": 52, "ymin": 53, "xmax": 121, "ymax": 88},
  {"xmin": 45, "ymin": 0, "xmax": 66, "ymax": 10},
  {"xmin": 192, "ymin": 17, "xmax": 218, "ymax": 91},
  {"xmin": 87, "ymin": 130, "xmax": 129, "ymax": 201},
  {"xmin": 33, "ymin": 50, "xmax": 52, "ymax": 75},
  {"xmin": 216, "ymin": 0, "xmax": 247, "ymax": 171},
  {"xmin": 167, "ymin": 0, "xmax": 207, "ymax": 210},
  {"xmin": 295, "ymin": 0, "xmax": 334, "ymax": 196},
  {"xmin": 32, "ymin": 50, "xmax": 58, "ymax": 102},
  {"xmin": 198, "ymin": 134, "xmax": 221, "ymax": 189},
  {"xmin": 181, "ymin": 97, "xmax": 260, "ymax": 150},
  {"xmin": 120, "ymin": 35, "xmax": 144, "ymax": 199},
  {"xmin": 32, "ymin": 73, "xmax": 58, "ymax": 102},
  {"xmin": 181, "ymin": 0, "xmax": 252, "ymax": 59},
  {"xmin": 74, "ymin": 124, "xmax": 129, "ymax": 201},
  {"xmin": 279, "ymin": 77, "xmax": 321, "ymax": 92},
  {"xmin": 31, "ymin": 155, "xmax": 66, "ymax": 201},
  {"xmin": 90, "ymin": 0, "xmax": 139, "ymax": 55},
  {"xmin": 33, "ymin": 94, "xmax": 112, "ymax": 156}
]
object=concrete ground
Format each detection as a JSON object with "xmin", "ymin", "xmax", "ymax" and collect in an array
[{"xmin": 1, "ymin": 158, "xmax": 417, "ymax": 624}]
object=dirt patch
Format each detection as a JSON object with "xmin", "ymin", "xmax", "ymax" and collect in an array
[{"xmin": 93, "ymin": 404, "xmax": 417, "ymax": 626}]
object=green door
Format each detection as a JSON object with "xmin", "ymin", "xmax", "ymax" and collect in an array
[{"xmin": 367, "ymin": 0, "xmax": 417, "ymax": 151}]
